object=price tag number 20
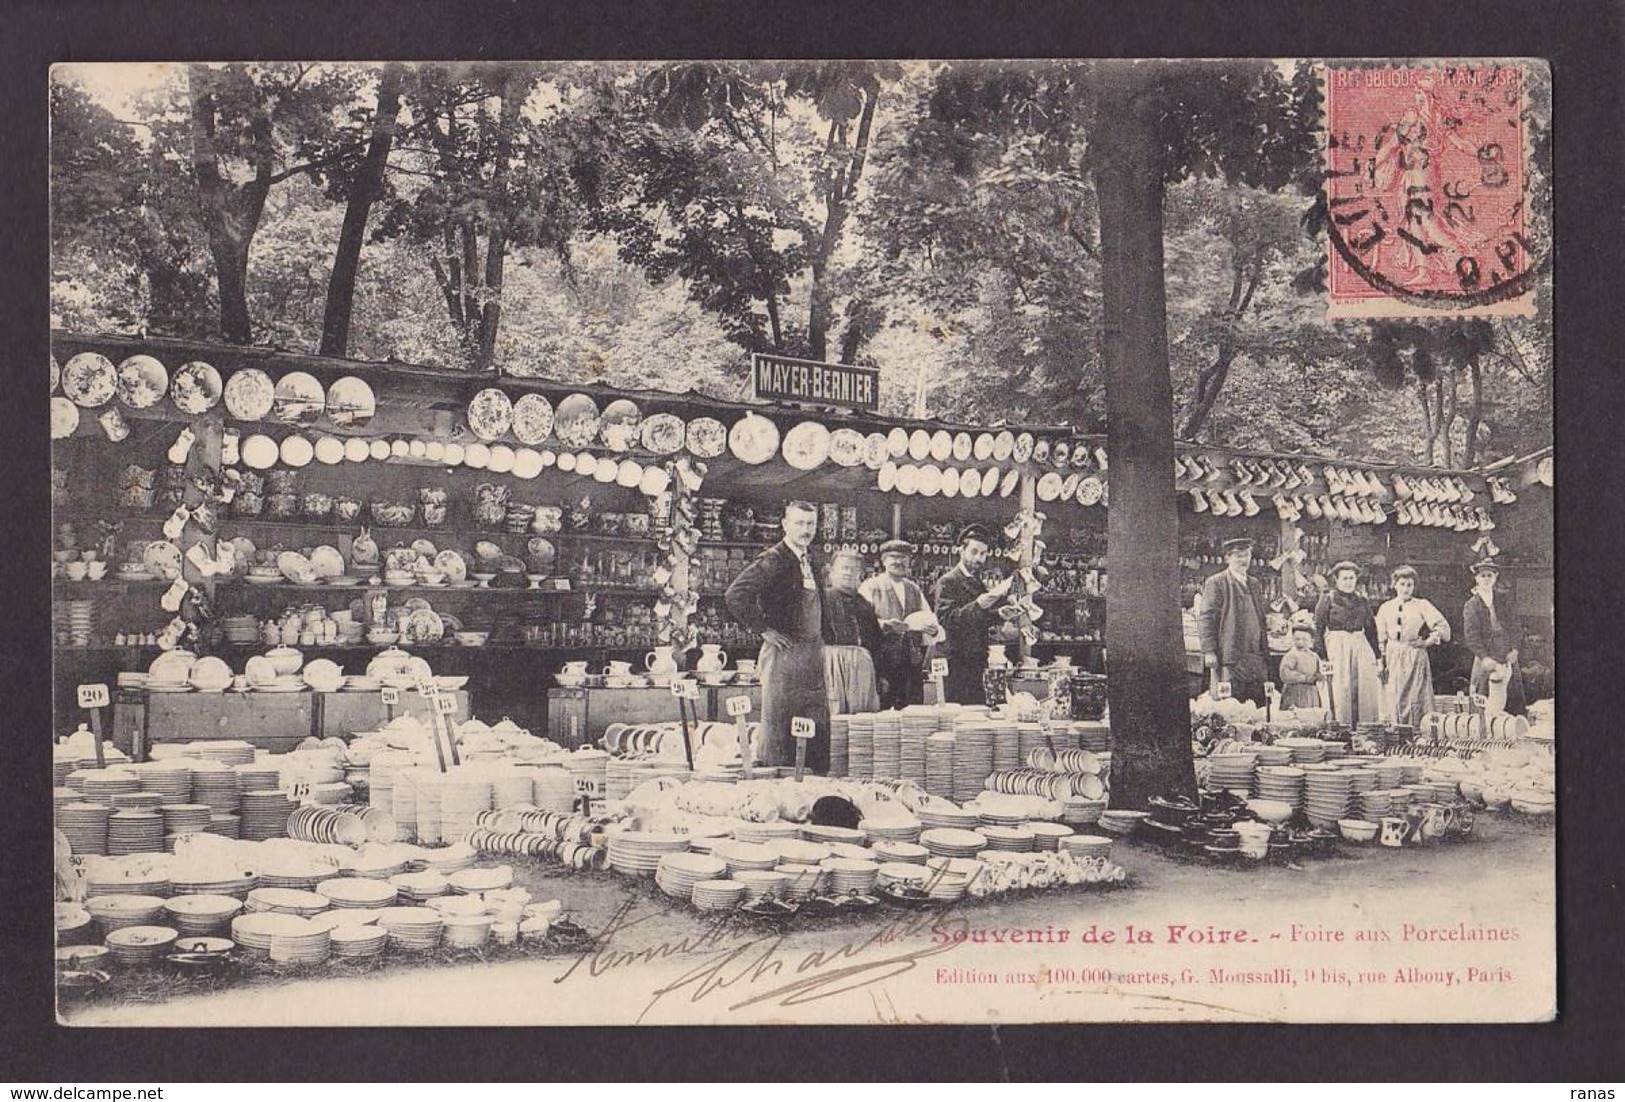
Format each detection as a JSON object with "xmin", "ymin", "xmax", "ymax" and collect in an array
[
  {"xmin": 77, "ymin": 684, "xmax": 111, "ymax": 710},
  {"xmin": 791, "ymin": 717, "xmax": 816, "ymax": 740}
]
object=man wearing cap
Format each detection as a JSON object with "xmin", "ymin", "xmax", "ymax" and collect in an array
[
  {"xmin": 1198, "ymin": 537, "xmax": 1270, "ymax": 706},
  {"xmin": 933, "ymin": 526, "xmax": 1015, "ymax": 704},
  {"xmin": 725, "ymin": 500, "xmax": 830, "ymax": 769},
  {"xmin": 1463, "ymin": 559, "xmax": 1526, "ymax": 716},
  {"xmin": 1314, "ymin": 560, "xmax": 1383, "ymax": 725},
  {"xmin": 860, "ymin": 540, "xmax": 934, "ymax": 710}
]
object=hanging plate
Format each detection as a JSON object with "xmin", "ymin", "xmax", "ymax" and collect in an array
[
  {"xmin": 115, "ymin": 357, "xmax": 167, "ymax": 412},
  {"xmin": 727, "ymin": 414, "xmax": 780, "ymax": 465},
  {"xmin": 553, "ymin": 394, "xmax": 601, "ymax": 449},
  {"xmin": 685, "ymin": 416, "xmax": 727, "ymax": 459},
  {"xmin": 62, "ymin": 353, "xmax": 117, "ymax": 408},
  {"xmin": 51, "ymin": 397, "xmax": 80, "ymax": 439},
  {"xmin": 272, "ymin": 373, "xmax": 326, "ymax": 426},
  {"xmin": 827, "ymin": 427, "xmax": 865, "ymax": 467},
  {"xmin": 512, "ymin": 393, "xmax": 555, "ymax": 445},
  {"xmin": 782, "ymin": 421, "xmax": 832, "ymax": 471},
  {"xmin": 600, "ymin": 399, "xmax": 642, "ymax": 451},
  {"xmin": 467, "ymin": 388, "xmax": 514, "ymax": 442},
  {"xmin": 640, "ymin": 412, "xmax": 685, "ymax": 455},
  {"xmin": 326, "ymin": 376, "xmax": 376, "ymax": 429},
  {"xmin": 170, "ymin": 361, "xmax": 222, "ymax": 415}
]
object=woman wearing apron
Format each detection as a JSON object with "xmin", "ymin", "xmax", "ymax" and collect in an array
[
  {"xmin": 1375, "ymin": 564, "xmax": 1451, "ymax": 727},
  {"xmin": 821, "ymin": 550, "xmax": 883, "ymax": 716},
  {"xmin": 1314, "ymin": 561, "xmax": 1383, "ymax": 725}
]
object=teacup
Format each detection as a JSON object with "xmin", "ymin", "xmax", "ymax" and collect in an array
[
  {"xmin": 86, "ymin": 562, "xmax": 108, "ymax": 580},
  {"xmin": 735, "ymin": 659, "xmax": 758, "ymax": 675},
  {"xmin": 64, "ymin": 562, "xmax": 88, "ymax": 581},
  {"xmin": 604, "ymin": 661, "xmax": 634, "ymax": 677},
  {"xmin": 561, "ymin": 661, "xmax": 590, "ymax": 676}
]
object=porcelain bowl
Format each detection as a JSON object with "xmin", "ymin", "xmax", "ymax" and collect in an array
[
  {"xmin": 1337, "ymin": 818, "xmax": 1379, "ymax": 843},
  {"xmin": 1247, "ymin": 799, "xmax": 1294, "ymax": 825}
]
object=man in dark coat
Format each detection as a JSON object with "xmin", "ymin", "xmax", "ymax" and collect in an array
[
  {"xmin": 1198, "ymin": 537, "xmax": 1270, "ymax": 706},
  {"xmin": 1463, "ymin": 559, "xmax": 1527, "ymax": 716},
  {"xmin": 931, "ymin": 526, "xmax": 1013, "ymax": 705},
  {"xmin": 860, "ymin": 539, "xmax": 935, "ymax": 709},
  {"xmin": 724, "ymin": 501, "xmax": 830, "ymax": 769}
]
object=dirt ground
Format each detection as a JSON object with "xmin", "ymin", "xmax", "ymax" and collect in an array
[{"xmin": 60, "ymin": 813, "xmax": 1555, "ymax": 1027}]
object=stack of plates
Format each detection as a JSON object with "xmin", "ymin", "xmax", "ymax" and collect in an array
[
  {"xmin": 163, "ymin": 895, "xmax": 243, "ymax": 936},
  {"xmin": 1342, "ymin": 768, "xmax": 1380, "ymax": 795},
  {"xmin": 1254, "ymin": 766, "xmax": 1306, "ymax": 810},
  {"xmin": 139, "ymin": 765, "xmax": 194, "ymax": 801},
  {"xmin": 952, "ymin": 716, "xmax": 995, "ymax": 803},
  {"xmin": 160, "ymin": 804, "xmax": 213, "ymax": 837},
  {"xmin": 925, "ymin": 734, "xmax": 956, "ymax": 800},
  {"xmin": 774, "ymin": 863, "xmax": 826, "ymax": 900},
  {"xmin": 1206, "ymin": 752, "xmax": 1258, "ymax": 794},
  {"xmin": 110, "ymin": 792, "xmax": 165, "ymax": 811},
  {"xmin": 190, "ymin": 767, "xmax": 242, "ymax": 813},
  {"xmin": 287, "ymin": 805, "xmax": 368, "ymax": 846},
  {"xmin": 87, "ymin": 894, "xmax": 167, "ymax": 934},
  {"xmin": 187, "ymin": 741, "xmax": 258, "ymax": 766},
  {"xmin": 104, "ymin": 925, "xmax": 178, "ymax": 967},
  {"xmin": 169, "ymin": 869, "xmax": 256, "ymax": 898},
  {"xmin": 489, "ymin": 771, "xmax": 535, "ymax": 809},
  {"xmin": 107, "ymin": 811, "xmax": 164, "ymax": 855},
  {"xmin": 899, "ymin": 709, "xmax": 934, "ymax": 785},
  {"xmin": 1321, "ymin": 742, "xmax": 1349, "ymax": 761},
  {"xmin": 606, "ymin": 831, "xmax": 692, "ymax": 876},
  {"xmin": 55, "ymin": 906, "xmax": 94, "ymax": 945},
  {"xmin": 246, "ymin": 888, "xmax": 331, "ymax": 917},
  {"xmin": 230, "ymin": 912, "xmax": 316, "ymax": 960},
  {"xmin": 206, "ymin": 814, "xmax": 240, "ymax": 838},
  {"xmin": 872, "ymin": 712, "xmax": 901, "ymax": 780},
  {"xmin": 235, "ymin": 766, "xmax": 281, "ymax": 793},
  {"xmin": 342, "ymin": 675, "xmax": 382, "ymax": 693},
  {"xmin": 918, "ymin": 806, "xmax": 980, "ymax": 831},
  {"xmin": 78, "ymin": 770, "xmax": 143, "ymax": 801},
  {"xmin": 1373, "ymin": 761, "xmax": 1407, "ymax": 789},
  {"xmin": 329, "ymin": 924, "xmax": 389, "ymax": 959},
  {"xmin": 389, "ymin": 871, "xmax": 449, "ymax": 904},
  {"xmin": 871, "ymin": 839, "xmax": 929, "ymax": 865},
  {"xmin": 442, "ymin": 914, "xmax": 494, "ymax": 950},
  {"xmin": 376, "ymin": 906, "xmax": 444, "ymax": 952},
  {"xmin": 1303, "ymin": 772, "xmax": 1355, "ymax": 828},
  {"xmin": 530, "ymin": 769, "xmax": 576, "ymax": 814},
  {"xmin": 714, "ymin": 841, "xmax": 780, "ymax": 876},
  {"xmin": 799, "ymin": 824, "xmax": 866, "ymax": 847},
  {"xmin": 60, "ymin": 804, "xmax": 112, "ymax": 855},
  {"xmin": 1026, "ymin": 822, "xmax": 1075, "ymax": 851},
  {"xmin": 1256, "ymin": 745, "xmax": 1296, "ymax": 767},
  {"xmin": 978, "ymin": 825, "xmax": 1036, "ymax": 852},
  {"xmin": 992, "ymin": 721, "xmax": 1020, "ymax": 775},
  {"xmin": 239, "ymin": 791, "xmax": 295, "ymax": 841},
  {"xmin": 1277, "ymin": 738, "xmax": 1328, "ymax": 764},
  {"xmin": 819, "ymin": 857, "xmax": 879, "ymax": 895},
  {"xmin": 347, "ymin": 852, "xmax": 409, "ymax": 881},
  {"xmin": 269, "ymin": 925, "xmax": 332, "ymax": 965},
  {"xmin": 846, "ymin": 715, "xmax": 874, "ymax": 780},
  {"xmin": 448, "ymin": 866, "xmax": 512, "ymax": 895},
  {"xmin": 766, "ymin": 838, "xmax": 831, "ymax": 865},
  {"xmin": 604, "ymin": 759, "xmax": 637, "ymax": 802},
  {"xmin": 733, "ymin": 869, "xmax": 789, "ymax": 902},
  {"xmin": 692, "ymin": 879, "xmax": 746, "ymax": 912},
  {"xmin": 1398, "ymin": 761, "xmax": 1426, "ymax": 785},
  {"xmin": 63, "ymin": 600, "xmax": 94, "ymax": 647},
  {"xmin": 420, "ymin": 843, "xmax": 478, "ymax": 876},
  {"xmin": 413, "ymin": 775, "xmax": 444, "ymax": 845},
  {"xmin": 1357, "ymin": 790, "xmax": 1395, "ymax": 820},
  {"xmin": 84, "ymin": 871, "xmax": 170, "ymax": 899},
  {"xmin": 830, "ymin": 716, "xmax": 850, "ymax": 778},
  {"xmin": 877, "ymin": 862, "xmax": 931, "ymax": 891},
  {"xmin": 1073, "ymin": 722, "xmax": 1111, "ymax": 754},
  {"xmin": 656, "ymin": 853, "xmax": 727, "ymax": 900},
  {"xmin": 922, "ymin": 828, "xmax": 990, "ymax": 859},
  {"xmin": 1059, "ymin": 834, "xmax": 1114, "ymax": 862},
  {"xmin": 52, "ymin": 755, "xmax": 79, "ymax": 786},
  {"xmin": 859, "ymin": 820, "xmax": 922, "ymax": 844},
  {"xmin": 1061, "ymin": 799, "xmax": 1108, "ymax": 826},
  {"xmin": 734, "ymin": 821, "xmax": 800, "ymax": 845},
  {"xmin": 317, "ymin": 878, "xmax": 399, "ymax": 910},
  {"xmin": 391, "ymin": 770, "xmax": 420, "ymax": 842}
]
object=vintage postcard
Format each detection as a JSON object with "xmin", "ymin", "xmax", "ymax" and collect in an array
[{"xmin": 49, "ymin": 58, "xmax": 1553, "ymax": 1026}]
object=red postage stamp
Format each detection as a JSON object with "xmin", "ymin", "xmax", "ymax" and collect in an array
[{"xmin": 1323, "ymin": 64, "xmax": 1543, "ymax": 317}]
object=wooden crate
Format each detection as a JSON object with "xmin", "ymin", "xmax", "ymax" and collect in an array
[
  {"xmin": 704, "ymin": 683, "xmax": 762, "ymax": 723},
  {"xmin": 546, "ymin": 686, "xmax": 688, "ymax": 749},
  {"xmin": 133, "ymin": 691, "xmax": 316, "ymax": 758},
  {"xmin": 319, "ymin": 690, "xmax": 470, "ymax": 739}
]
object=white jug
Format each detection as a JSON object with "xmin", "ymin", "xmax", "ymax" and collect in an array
[
  {"xmin": 645, "ymin": 646, "xmax": 679, "ymax": 681},
  {"xmin": 695, "ymin": 644, "xmax": 730, "ymax": 674},
  {"xmin": 986, "ymin": 644, "xmax": 1011, "ymax": 668}
]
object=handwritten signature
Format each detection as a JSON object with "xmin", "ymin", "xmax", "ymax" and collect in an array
[{"xmin": 555, "ymin": 895, "xmax": 974, "ymax": 1022}]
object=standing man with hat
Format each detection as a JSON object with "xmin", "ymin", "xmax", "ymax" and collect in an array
[
  {"xmin": 932, "ymin": 525, "xmax": 1015, "ymax": 705},
  {"xmin": 1198, "ymin": 537, "xmax": 1270, "ymax": 706},
  {"xmin": 725, "ymin": 500, "xmax": 830, "ymax": 770},
  {"xmin": 861, "ymin": 539, "xmax": 936, "ymax": 710},
  {"xmin": 1463, "ymin": 559, "xmax": 1526, "ymax": 716},
  {"xmin": 1314, "ymin": 560, "xmax": 1383, "ymax": 725}
]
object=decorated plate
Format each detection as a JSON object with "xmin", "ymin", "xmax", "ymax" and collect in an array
[
  {"xmin": 229, "ymin": 537, "xmax": 256, "ymax": 571},
  {"xmin": 916, "ymin": 465, "xmax": 943, "ymax": 497},
  {"xmin": 685, "ymin": 416, "xmax": 727, "ymax": 459},
  {"xmin": 143, "ymin": 541, "xmax": 183, "ymax": 581},
  {"xmin": 951, "ymin": 432, "xmax": 974, "ymax": 463},
  {"xmin": 169, "ymin": 361, "xmax": 222, "ymax": 415},
  {"xmin": 828, "ymin": 428, "xmax": 865, "ymax": 467},
  {"xmin": 553, "ymin": 394, "xmax": 600, "ymax": 449},
  {"xmin": 280, "ymin": 435, "xmax": 314, "ymax": 468},
  {"xmin": 907, "ymin": 429, "xmax": 933, "ymax": 462},
  {"xmin": 886, "ymin": 427, "xmax": 910, "ymax": 458},
  {"xmin": 929, "ymin": 430, "xmax": 954, "ymax": 463},
  {"xmin": 51, "ymin": 397, "xmax": 80, "ymax": 439},
  {"xmin": 50, "ymin": 356, "xmax": 60, "ymax": 394},
  {"xmin": 1060, "ymin": 472, "xmax": 1082, "ymax": 501},
  {"xmin": 1037, "ymin": 471, "xmax": 1064, "ymax": 502},
  {"xmin": 960, "ymin": 468, "xmax": 981, "ymax": 498},
  {"xmin": 314, "ymin": 436, "xmax": 345, "ymax": 465},
  {"xmin": 992, "ymin": 430, "xmax": 1016, "ymax": 462},
  {"xmin": 240, "ymin": 434, "xmax": 279, "ymax": 470},
  {"xmin": 1013, "ymin": 432, "xmax": 1035, "ymax": 464},
  {"xmin": 272, "ymin": 373, "xmax": 326, "ymax": 426},
  {"xmin": 224, "ymin": 369, "xmax": 275, "ymax": 421},
  {"xmin": 404, "ymin": 608, "xmax": 445, "ymax": 645},
  {"xmin": 973, "ymin": 433, "xmax": 995, "ymax": 462},
  {"xmin": 1077, "ymin": 476, "xmax": 1104, "ymax": 506},
  {"xmin": 600, "ymin": 399, "xmax": 642, "ymax": 451},
  {"xmin": 863, "ymin": 433, "xmax": 889, "ymax": 470},
  {"xmin": 512, "ymin": 448, "xmax": 544, "ymax": 479},
  {"xmin": 512, "ymin": 394, "xmax": 555, "ymax": 446},
  {"xmin": 309, "ymin": 546, "xmax": 345, "ymax": 578},
  {"xmin": 937, "ymin": 467, "xmax": 959, "ymax": 499},
  {"xmin": 877, "ymin": 462, "xmax": 899, "ymax": 494},
  {"xmin": 62, "ymin": 352, "xmax": 117, "ymax": 407},
  {"xmin": 277, "ymin": 551, "xmax": 317, "ymax": 584},
  {"xmin": 467, "ymin": 388, "xmax": 514, "ymax": 442},
  {"xmin": 728, "ymin": 413, "xmax": 780, "ymax": 465},
  {"xmin": 895, "ymin": 464, "xmax": 920, "ymax": 495},
  {"xmin": 999, "ymin": 468, "xmax": 1020, "ymax": 497},
  {"xmin": 980, "ymin": 468, "xmax": 1000, "ymax": 497},
  {"xmin": 640, "ymin": 412, "xmax": 685, "ymax": 455},
  {"xmin": 1035, "ymin": 438, "xmax": 1054, "ymax": 465},
  {"xmin": 782, "ymin": 421, "xmax": 832, "ymax": 471},
  {"xmin": 326, "ymin": 377, "xmax": 376, "ymax": 429}
]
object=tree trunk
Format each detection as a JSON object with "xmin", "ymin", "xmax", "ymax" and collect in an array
[
  {"xmin": 477, "ymin": 69, "xmax": 526, "ymax": 370},
  {"xmin": 807, "ymin": 90, "xmax": 878, "ymax": 362},
  {"xmin": 207, "ymin": 232, "xmax": 255, "ymax": 344},
  {"xmin": 187, "ymin": 67, "xmax": 271, "ymax": 345},
  {"xmin": 320, "ymin": 64, "xmax": 404, "ymax": 357},
  {"xmin": 1464, "ymin": 356, "xmax": 1484, "ymax": 465},
  {"xmin": 1180, "ymin": 261, "xmax": 1261, "ymax": 438},
  {"xmin": 1419, "ymin": 382, "xmax": 1437, "ymax": 464},
  {"xmin": 1092, "ymin": 66, "xmax": 1195, "ymax": 809}
]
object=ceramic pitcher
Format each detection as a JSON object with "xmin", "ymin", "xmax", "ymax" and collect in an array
[
  {"xmin": 645, "ymin": 646, "xmax": 680, "ymax": 680},
  {"xmin": 695, "ymin": 644, "xmax": 730, "ymax": 674}
]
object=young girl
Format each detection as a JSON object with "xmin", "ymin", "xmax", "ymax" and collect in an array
[{"xmin": 1278, "ymin": 624, "xmax": 1324, "ymax": 710}]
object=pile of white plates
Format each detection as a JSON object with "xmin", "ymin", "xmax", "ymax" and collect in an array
[
  {"xmin": 1072, "ymin": 722, "xmax": 1111, "ymax": 753},
  {"xmin": 952, "ymin": 716, "xmax": 995, "ymax": 804},
  {"xmin": 230, "ymin": 912, "xmax": 318, "ymax": 961},
  {"xmin": 346, "ymin": 851, "xmax": 409, "ymax": 881},
  {"xmin": 992, "ymin": 721, "xmax": 1020, "ymax": 774},
  {"xmin": 921, "ymin": 827, "xmax": 989, "ymax": 859},
  {"xmin": 109, "ymin": 792, "xmax": 162, "ymax": 814},
  {"xmin": 170, "ymin": 868, "xmax": 255, "ymax": 898},
  {"xmin": 798, "ymin": 824, "xmax": 866, "ymax": 847},
  {"xmin": 63, "ymin": 600, "xmax": 94, "ymax": 647},
  {"xmin": 1256, "ymin": 745, "xmax": 1296, "ymax": 767},
  {"xmin": 138, "ymin": 765, "xmax": 194, "ymax": 801},
  {"xmin": 926, "ymin": 733, "xmax": 956, "ymax": 800},
  {"xmin": 246, "ymin": 887, "xmax": 331, "ymax": 917},
  {"xmin": 107, "ymin": 811, "xmax": 164, "ymax": 855},
  {"xmin": 447, "ymin": 866, "xmax": 512, "ymax": 895},
  {"xmin": 846, "ymin": 715, "xmax": 874, "ymax": 780},
  {"xmin": 287, "ymin": 805, "xmax": 368, "ymax": 846},
  {"xmin": 607, "ymin": 831, "xmax": 691, "ymax": 876},
  {"xmin": 733, "ymin": 869, "xmax": 788, "ymax": 902},
  {"xmin": 159, "ymin": 803, "xmax": 213, "ymax": 838},
  {"xmin": 84, "ymin": 869, "xmax": 170, "ymax": 899},
  {"xmin": 766, "ymin": 838, "xmax": 830, "ymax": 866},
  {"xmin": 206, "ymin": 814, "xmax": 241, "ymax": 838},
  {"xmin": 389, "ymin": 871, "xmax": 449, "ymax": 904},
  {"xmin": 162, "ymin": 894, "xmax": 243, "ymax": 936},
  {"xmin": 342, "ymin": 675, "xmax": 382, "ymax": 693},
  {"xmin": 87, "ymin": 894, "xmax": 167, "ymax": 934},
  {"xmin": 692, "ymin": 879, "xmax": 745, "ymax": 912},
  {"xmin": 1303, "ymin": 771, "xmax": 1355, "ymax": 827},
  {"xmin": 1017, "ymin": 723, "xmax": 1048, "ymax": 763},
  {"xmin": 1341, "ymin": 768, "xmax": 1380, "ymax": 795},
  {"xmin": 239, "ymin": 790, "xmax": 295, "ymax": 841},
  {"xmin": 655, "ymin": 853, "xmax": 727, "ymax": 900},
  {"xmin": 1254, "ymin": 766, "xmax": 1306, "ymax": 810},
  {"xmin": 830, "ymin": 716, "xmax": 849, "ymax": 778},
  {"xmin": 376, "ymin": 906, "xmax": 444, "ymax": 952},
  {"xmin": 442, "ymin": 914, "xmax": 493, "ymax": 950},
  {"xmin": 1026, "ymin": 822, "xmax": 1075, "ymax": 851},
  {"xmin": 104, "ymin": 925, "xmax": 178, "ymax": 967},
  {"xmin": 1277, "ymin": 737, "xmax": 1328, "ymax": 764},
  {"xmin": 419, "ymin": 843, "xmax": 478, "ymax": 876},
  {"xmin": 819, "ymin": 857, "xmax": 879, "ymax": 895},
  {"xmin": 877, "ymin": 862, "xmax": 932, "ymax": 892},
  {"xmin": 922, "ymin": 858, "xmax": 978, "ymax": 901},
  {"xmin": 859, "ymin": 819, "xmax": 922, "ymax": 844},
  {"xmin": 713, "ymin": 840, "xmax": 780, "ymax": 875},
  {"xmin": 774, "ymin": 863, "xmax": 826, "ymax": 900},
  {"xmin": 413, "ymin": 775, "xmax": 444, "ymax": 845},
  {"xmin": 530, "ymin": 768, "xmax": 576, "ymax": 814},
  {"xmin": 1373, "ymin": 761, "xmax": 1407, "ymax": 788},
  {"xmin": 317, "ymin": 877, "xmax": 399, "ymax": 910},
  {"xmin": 917, "ymin": 806, "xmax": 980, "ymax": 831},
  {"xmin": 1206, "ymin": 752, "xmax": 1258, "ymax": 794},
  {"xmin": 235, "ymin": 765, "xmax": 281, "ymax": 793},
  {"xmin": 870, "ymin": 839, "xmax": 929, "ymax": 865},
  {"xmin": 186, "ymin": 741, "xmax": 257, "ymax": 766},
  {"xmin": 489, "ymin": 772, "xmax": 534, "ymax": 809},
  {"xmin": 1059, "ymin": 834, "xmax": 1114, "ymax": 862},
  {"xmin": 978, "ymin": 825, "xmax": 1035, "ymax": 853},
  {"xmin": 60, "ymin": 804, "xmax": 111, "ymax": 856},
  {"xmin": 190, "ymin": 766, "xmax": 243, "ymax": 813},
  {"xmin": 1357, "ymin": 790, "xmax": 1397, "ymax": 820},
  {"xmin": 898, "ymin": 709, "xmax": 934, "ymax": 785},
  {"xmin": 439, "ymin": 777, "xmax": 493, "ymax": 841},
  {"xmin": 329, "ymin": 923, "xmax": 389, "ymax": 959},
  {"xmin": 75, "ymin": 769, "xmax": 142, "ymax": 801},
  {"xmin": 733, "ymin": 821, "xmax": 800, "ymax": 845},
  {"xmin": 872, "ymin": 712, "xmax": 901, "ymax": 780}
]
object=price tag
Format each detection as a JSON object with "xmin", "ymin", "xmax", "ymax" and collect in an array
[
  {"xmin": 670, "ymin": 678, "xmax": 701, "ymax": 701},
  {"xmin": 552, "ymin": 578, "xmax": 572, "ymax": 592},
  {"xmin": 67, "ymin": 855, "xmax": 88, "ymax": 881},
  {"xmin": 930, "ymin": 658, "xmax": 949, "ymax": 681},
  {"xmin": 76, "ymin": 684, "xmax": 110, "ymax": 710},
  {"xmin": 289, "ymin": 781, "xmax": 312, "ymax": 799},
  {"xmin": 573, "ymin": 777, "xmax": 605, "ymax": 796},
  {"xmin": 791, "ymin": 717, "xmax": 816, "ymax": 740},
  {"xmin": 380, "ymin": 686, "xmax": 399, "ymax": 706},
  {"xmin": 1318, "ymin": 660, "xmax": 1336, "ymax": 678},
  {"xmin": 435, "ymin": 694, "xmax": 457, "ymax": 715},
  {"xmin": 725, "ymin": 695, "xmax": 752, "ymax": 718},
  {"xmin": 1470, "ymin": 693, "xmax": 1489, "ymax": 709},
  {"xmin": 1215, "ymin": 681, "xmax": 1234, "ymax": 701},
  {"xmin": 1264, "ymin": 682, "xmax": 1277, "ymax": 696},
  {"xmin": 413, "ymin": 675, "xmax": 432, "ymax": 695}
]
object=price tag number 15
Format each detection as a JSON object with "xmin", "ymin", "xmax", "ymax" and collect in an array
[{"xmin": 726, "ymin": 695, "xmax": 753, "ymax": 718}]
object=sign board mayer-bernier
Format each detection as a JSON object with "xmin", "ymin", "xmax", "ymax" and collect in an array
[{"xmin": 751, "ymin": 352, "xmax": 879, "ymax": 412}]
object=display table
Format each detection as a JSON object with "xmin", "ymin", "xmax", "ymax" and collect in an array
[{"xmin": 546, "ymin": 682, "xmax": 767, "ymax": 749}]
